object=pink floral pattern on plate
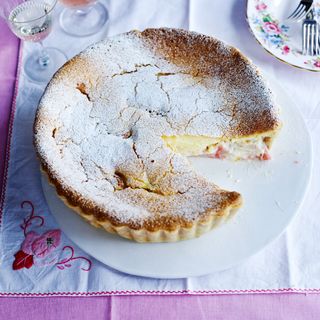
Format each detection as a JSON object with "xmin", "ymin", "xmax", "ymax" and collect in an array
[
  {"xmin": 251, "ymin": 0, "xmax": 292, "ymax": 55},
  {"xmin": 13, "ymin": 200, "xmax": 92, "ymax": 271},
  {"xmin": 248, "ymin": 0, "xmax": 320, "ymax": 71},
  {"xmin": 304, "ymin": 57, "xmax": 320, "ymax": 69}
]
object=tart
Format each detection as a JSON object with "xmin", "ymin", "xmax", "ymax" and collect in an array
[{"xmin": 34, "ymin": 28, "xmax": 281, "ymax": 242}]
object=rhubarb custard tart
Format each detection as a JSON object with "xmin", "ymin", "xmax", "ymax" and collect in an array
[{"xmin": 34, "ymin": 28, "xmax": 281, "ymax": 242}]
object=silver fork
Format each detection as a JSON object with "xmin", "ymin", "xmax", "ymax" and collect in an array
[
  {"xmin": 288, "ymin": 0, "xmax": 313, "ymax": 21},
  {"xmin": 302, "ymin": 10, "xmax": 319, "ymax": 55}
]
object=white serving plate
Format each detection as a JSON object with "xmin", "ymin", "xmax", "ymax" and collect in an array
[
  {"xmin": 42, "ymin": 74, "xmax": 312, "ymax": 279},
  {"xmin": 247, "ymin": 0, "xmax": 320, "ymax": 71}
]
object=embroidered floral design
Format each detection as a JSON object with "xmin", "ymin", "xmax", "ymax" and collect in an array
[
  {"xmin": 57, "ymin": 246, "xmax": 92, "ymax": 271},
  {"xmin": 251, "ymin": 1, "xmax": 292, "ymax": 55},
  {"xmin": 21, "ymin": 229, "xmax": 61, "ymax": 258},
  {"xmin": 13, "ymin": 201, "xmax": 92, "ymax": 271},
  {"xmin": 13, "ymin": 229, "xmax": 61, "ymax": 269},
  {"xmin": 13, "ymin": 250, "xmax": 33, "ymax": 270}
]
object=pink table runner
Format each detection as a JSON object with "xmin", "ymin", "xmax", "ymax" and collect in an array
[
  {"xmin": 0, "ymin": 294, "xmax": 319, "ymax": 319},
  {"xmin": 0, "ymin": 21, "xmax": 19, "ymax": 198},
  {"xmin": 0, "ymin": 8, "xmax": 319, "ymax": 320}
]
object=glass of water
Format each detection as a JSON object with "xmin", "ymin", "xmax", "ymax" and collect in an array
[{"xmin": 0, "ymin": 0, "xmax": 67, "ymax": 83}]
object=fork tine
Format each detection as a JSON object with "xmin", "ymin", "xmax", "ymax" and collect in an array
[
  {"xmin": 307, "ymin": 24, "xmax": 311, "ymax": 55},
  {"xmin": 296, "ymin": 6, "xmax": 308, "ymax": 19},
  {"xmin": 288, "ymin": 3, "xmax": 304, "ymax": 19},
  {"xmin": 314, "ymin": 26, "xmax": 317, "ymax": 56},
  {"xmin": 305, "ymin": 5, "xmax": 314, "ymax": 15},
  {"xmin": 303, "ymin": 23, "xmax": 307, "ymax": 55},
  {"xmin": 316, "ymin": 26, "xmax": 319, "ymax": 55},
  {"xmin": 309, "ymin": 24, "xmax": 313, "ymax": 55},
  {"xmin": 296, "ymin": 7, "xmax": 308, "ymax": 20},
  {"xmin": 311, "ymin": 25, "xmax": 315, "ymax": 55},
  {"xmin": 304, "ymin": 24, "xmax": 309, "ymax": 55}
]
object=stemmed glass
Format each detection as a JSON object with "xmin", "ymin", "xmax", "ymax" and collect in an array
[
  {"xmin": 0, "ymin": 0, "xmax": 67, "ymax": 83},
  {"xmin": 59, "ymin": 0, "xmax": 109, "ymax": 37}
]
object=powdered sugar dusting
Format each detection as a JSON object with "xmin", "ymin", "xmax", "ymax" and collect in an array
[{"xmin": 34, "ymin": 28, "xmax": 279, "ymax": 227}]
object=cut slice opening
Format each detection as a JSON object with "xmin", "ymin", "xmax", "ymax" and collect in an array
[{"xmin": 162, "ymin": 133, "xmax": 276, "ymax": 161}]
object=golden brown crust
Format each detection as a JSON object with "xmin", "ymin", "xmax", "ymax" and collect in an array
[
  {"xmin": 40, "ymin": 160, "xmax": 242, "ymax": 232},
  {"xmin": 42, "ymin": 167, "xmax": 241, "ymax": 242},
  {"xmin": 139, "ymin": 28, "xmax": 280, "ymax": 136}
]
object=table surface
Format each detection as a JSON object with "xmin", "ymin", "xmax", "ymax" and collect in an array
[{"xmin": 1, "ymin": 0, "xmax": 320, "ymax": 319}]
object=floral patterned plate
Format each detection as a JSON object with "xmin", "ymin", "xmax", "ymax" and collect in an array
[{"xmin": 247, "ymin": 0, "xmax": 320, "ymax": 71}]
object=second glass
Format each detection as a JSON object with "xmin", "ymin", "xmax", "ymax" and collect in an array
[{"xmin": 59, "ymin": 0, "xmax": 109, "ymax": 37}]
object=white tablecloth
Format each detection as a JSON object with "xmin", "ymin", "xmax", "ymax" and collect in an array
[{"xmin": 1, "ymin": 0, "xmax": 320, "ymax": 295}]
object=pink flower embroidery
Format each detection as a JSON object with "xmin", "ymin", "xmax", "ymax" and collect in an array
[
  {"xmin": 255, "ymin": 3, "xmax": 267, "ymax": 11},
  {"xmin": 21, "ymin": 231, "xmax": 39, "ymax": 255},
  {"xmin": 13, "ymin": 201, "xmax": 92, "ymax": 272},
  {"xmin": 34, "ymin": 251, "xmax": 60, "ymax": 267},
  {"xmin": 32, "ymin": 230, "xmax": 61, "ymax": 258},
  {"xmin": 14, "ymin": 229, "xmax": 61, "ymax": 269},
  {"xmin": 282, "ymin": 45, "xmax": 290, "ymax": 55},
  {"xmin": 262, "ymin": 22, "xmax": 281, "ymax": 35},
  {"xmin": 314, "ymin": 60, "xmax": 320, "ymax": 68}
]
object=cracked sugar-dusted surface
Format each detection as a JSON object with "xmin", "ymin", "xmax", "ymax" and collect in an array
[{"xmin": 34, "ymin": 28, "xmax": 279, "ymax": 229}]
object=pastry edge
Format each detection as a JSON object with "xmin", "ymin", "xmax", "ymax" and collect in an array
[{"xmin": 42, "ymin": 168, "xmax": 242, "ymax": 243}]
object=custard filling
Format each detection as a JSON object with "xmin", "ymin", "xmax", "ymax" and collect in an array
[{"xmin": 162, "ymin": 135, "xmax": 272, "ymax": 160}]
